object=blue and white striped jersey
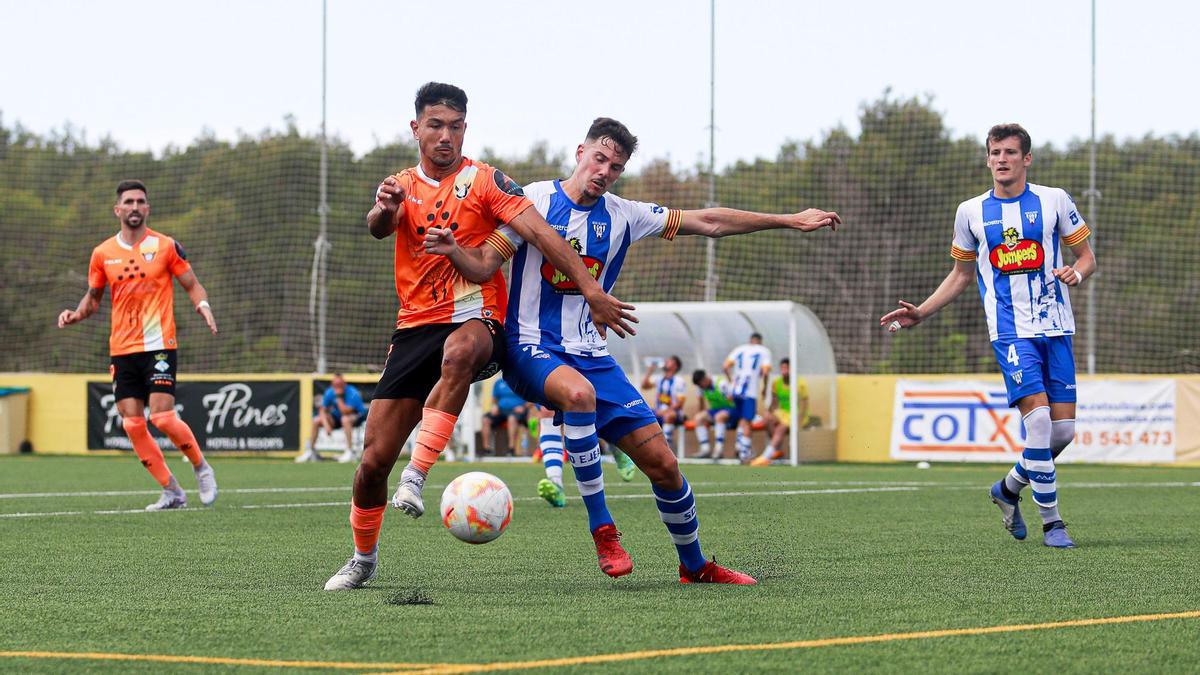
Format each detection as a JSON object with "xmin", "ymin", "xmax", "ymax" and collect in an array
[
  {"xmin": 951, "ymin": 183, "xmax": 1091, "ymax": 342},
  {"xmin": 725, "ymin": 344, "xmax": 772, "ymax": 399},
  {"xmin": 505, "ymin": 180, "xmax": 681, "ymax": 355}
]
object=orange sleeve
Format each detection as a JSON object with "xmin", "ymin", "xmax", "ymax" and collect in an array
[
  {"xmin": 167, "ymin": 238, "xmax": 193, "ymax": 277},
  {"xmin": 87, "ymin": 247, "xmax": 107, "ymax": 289},
  {"xmin": 483, "ymin": 167, "xmax": 534, "ymax": 225}
]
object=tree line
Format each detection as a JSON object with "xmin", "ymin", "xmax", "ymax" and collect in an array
[{"xmin": 1, "ymin": 95, "xmax": 1195, "ymax": 374}]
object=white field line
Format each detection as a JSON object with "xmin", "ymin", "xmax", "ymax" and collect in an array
[
  {"xmin": 3, "ymin": 481, "xmax": 1198, "ymax": 520},
  {"xmin": 0, "ymin": 486, "xmax": 919, "ymax": 519},
  {"xmin": 1, "ymin": 479, "xmax": 1197, "ymax": 501}
]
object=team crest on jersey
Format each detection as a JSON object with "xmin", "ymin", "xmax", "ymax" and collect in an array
[
  {"xmin": 140, "ymin": 236, "xmax": 159, "ymax": 262},
  {"xmin": 454, "ymin": 165, "xmax": 479, "ymax": 199},
  {"xmin": 492, "ymin": 170, "xmax": 524, "ymax": 197},
  {"xmin": 989, "ymin": 227, "xmax": 1044, "ymax": 276},
  {"xmin": 1011, "ymin": 369, "xmax": 1023, "ymax": 385},
  {"xmin": 1025, "ymin": 211, "xmax": 1039, "ymax": 224},
  {"xmin": 591, "ymin": 219, "xmax": 606, "ymax": 239}
]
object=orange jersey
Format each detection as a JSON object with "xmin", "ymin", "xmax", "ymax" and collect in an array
[
  {"xmin": 387, "ymin": 157, "xmax": 530, "ymax": 329},
  {"xmin": 87, "ymin": 228, "xmax": 192, "ymax": 356}
]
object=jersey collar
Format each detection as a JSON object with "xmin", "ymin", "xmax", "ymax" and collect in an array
[{"xmin": 553, "ymin": 179, "xmax": 603, "ymax": 212}]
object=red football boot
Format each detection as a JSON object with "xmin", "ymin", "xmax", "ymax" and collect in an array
[
  {"xmin": 591, "ymin": 523, "xmax": 633, "ymax": 578},
  {"xmin": 679, "ymin": 559, "xmax": 757, "ymax": 585}
]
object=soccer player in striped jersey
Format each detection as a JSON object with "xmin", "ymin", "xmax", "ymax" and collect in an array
[
  {"xmin": 324, "ymin": 84, "xmax": 636, "ymax": 591},
  {"xmin": 880, "ymin": 123, "xmax": 1097, "ymax": 548},
  {"xmin": 425, "ymin": 117, "xmax": 839, "ymax": 584},
  {"xmin": 641, "ymin": 356, "xmax": 687, "ymax": 448},
  {"xmin": 724, "ymin": 334, "xmax": 773, "ymax": 462},
  {"xmin": 58, "ymin": 180, "xmax": 219, "ymax": 511}
]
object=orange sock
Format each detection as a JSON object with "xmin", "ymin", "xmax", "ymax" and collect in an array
[
  {"xmin": 350, "ymin": 502, "xmax": 386, "ymax": 555},
  {"xmin": 150, "ymin": 411, "xmax": 205, "ymax": 468},
  {"xmin": 409, "ymin": 407, "xmax": 458, "ymax": 473},
  {"xmin": 124, "ymin": 416, "xmax": 172, "ymax": 488}
]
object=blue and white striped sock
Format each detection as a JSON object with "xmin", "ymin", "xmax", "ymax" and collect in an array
[
  {"xmin": 563, "ymin": 411, "xmax": 612, "ymax": 531},
  {"xmin": 1020, "ymin": 406, "xmax": 1061, "ymax": 523},
  {"xmin": 540, "ymin": 419, "xmax": 564, "ymax": 488},
  {"xmin": 653, "ymin": 475, "xmax": 706, "ymax": 572}
]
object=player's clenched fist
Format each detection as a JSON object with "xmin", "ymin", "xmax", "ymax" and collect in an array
[
  {"xmin": 57, "ymin": 309, "xmax": 81, "ymax": 328},
  {"xmin": 423, "ymin": 227, "xmax": 458, "ymax": 256},
  {"xmin": 375, "ymin": 176, "xmax": 406, "ymax": 212}
]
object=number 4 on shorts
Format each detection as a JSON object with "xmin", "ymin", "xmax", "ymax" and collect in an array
[{"xmin": 1006, "ymin": 344, "xmax": 1019, "ymax": 366}]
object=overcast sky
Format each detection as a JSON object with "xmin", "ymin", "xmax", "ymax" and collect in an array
[{"xmin": 1, "ymin": 0, "xmax": 1193, "ymax": 172}]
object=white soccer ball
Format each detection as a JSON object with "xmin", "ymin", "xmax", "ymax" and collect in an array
[{"xmin": 440, "ymin": 471, "xmax": 513, "ymax": 544}]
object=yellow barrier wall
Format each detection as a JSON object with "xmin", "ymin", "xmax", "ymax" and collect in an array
[
  {"xmin": 5, "ymin": 372, "xmax": 1199, "ymax": 461},
  {"xmin": 836, "ymin": 374, "xmax": 1200, "ymax": 463}
]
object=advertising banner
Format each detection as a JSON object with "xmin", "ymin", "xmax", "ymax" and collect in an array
[
  {"xmin": 88, "ymin": 380, "xmax": 300, "ymax": 452},
  {"xmin": 889, "ymin": 379, "xmax": 1175, "ymax": 463}
]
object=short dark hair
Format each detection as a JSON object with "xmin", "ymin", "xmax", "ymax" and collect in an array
[
  {"xmin": 415, "ymin": 82, "xmax": 467, "ymax": 117},
  {"xmin": 116, "ymin": 180, "xmax": 147, "ymax": 199},
  {"xmin": 586, "ymin": 117, "xmax": 638, "ymax": 157},
  {"xmin": 667, "ymin": 355, "xmax": 682, "ymax": 370},
  {"xmin": 780, "ymin": 358, "xmax": 790, "ymax": 367},
  {"xmin": 692, "ymin": 369, "xmax": 708, "ymax": 386},
  {"xmin": 986, "ymin": 123, "xmax": 1031, "ymax": 155},
  {"xmin": 750, "ymin": 332, "xmax": 763, "ymax": 342}
]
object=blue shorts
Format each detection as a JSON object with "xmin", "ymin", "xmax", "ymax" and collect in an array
[
  {"xmin": 709, "ymin": 406, "xmax": 741, "ymax": 429},
  {"xmin": 991, "ymin": 335, "xmax": 1077, "ymax": 407},
  {"xmin": 732, "ymin": 396, "xmax": 758, "ymax": 422},
  {"xmin": 503, "ymin": 344, "xmax": 658, "ymax": 444}
]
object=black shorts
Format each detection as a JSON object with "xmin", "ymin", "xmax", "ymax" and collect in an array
[
  {"xmin": 374, "ymin": 319, "xmax": 504, "ymax": 401},
  {"xmin": 110, "ymin": 350, "xmax": 177, "ymax": 401}
]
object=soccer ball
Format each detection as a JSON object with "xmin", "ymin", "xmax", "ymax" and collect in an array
[{"xmin": 440, "ymin": 471, "xmax": 513, "ymax": 544}]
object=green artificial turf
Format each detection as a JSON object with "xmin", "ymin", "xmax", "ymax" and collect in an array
[{"xmin": 1, "ymin": 456, "xmax": 1198, "ymax": 673}]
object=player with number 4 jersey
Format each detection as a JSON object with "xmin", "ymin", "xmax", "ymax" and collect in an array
[{"xmin": 880, "ymin": 123, "xmax": 1097, "ymax": 549}]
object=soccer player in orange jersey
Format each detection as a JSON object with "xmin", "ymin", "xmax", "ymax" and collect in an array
[
  {"xmin": 324, "ymin": 83, "xmax": 636, "ymax": 591},
  {"xmin": 58, "ymin": 180, "xmax": 219, "ymax": 511}
]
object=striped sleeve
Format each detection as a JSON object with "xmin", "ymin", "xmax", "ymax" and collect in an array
[
  {"xmin": 951, "ymin": 245, "xmax": 977, "ymax": 261},
  {"xmin": 1062, "ymin": 223, "xmax": 1091, "ymax": 247},
  {"xmin": 661, "ymin": 209, "xmax": 682, "ymax": 241},
  {"xmin": 484, "ymin": 228, "xmax": 519, "ymax": 261}
]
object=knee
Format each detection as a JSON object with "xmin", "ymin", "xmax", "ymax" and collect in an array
[
  {"xmin": 563, "ymin": 383, "xmax": 596, "ymax": 411},
  {"xmin": 122, "ymin": 416, "xmax": 147, "ymax": 434},
  {"xmin": 1022, "ymin": 406, "xmax": 1053, "ymax": 448},
  {"xmin": 440, "ymin": 345, "xmax": 481, "ymax": 382},
  {"xmin": 642, "ymin": 447, "xmax": 680, "ymax": 485},
  {"xmin": 1050, "ymin": 418, "xmax": 1075, "ymax": 458}
]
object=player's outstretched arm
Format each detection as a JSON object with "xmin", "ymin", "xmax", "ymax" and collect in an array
[
  {"xmin": 506, "ymin": 207, "xmax": 638, "ymax": 339},
  {"xmin": 423, "ymin": 227, "xmax": 506, "ymax": 283},
  {"xmin": 880, "ymin": 260, "xmax": 974, "ymax": 332},
  {"xmin": 57, "ymin": 287, "xmax": 104, "ymax": 328},
  {"xmin": 677, "ymin": 207, "xmax": 841, "ymax": 238},
  {"xmin": 640, "ymin": 362, "xmax": 657, "ymax": 390},
  {"xmin": 367, "ymin": 176, "xmax": 406, "ymax": 239},
  {"xmin": 177, "ymin": 270, "xmax": 218, "ymax": 335},
  {"xmin": 1053, "ymin": 239, "xmax": 1097, "ymax": 287}
]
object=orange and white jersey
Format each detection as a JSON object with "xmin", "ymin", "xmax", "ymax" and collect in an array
[
  {"xmin": 387, "ymin": 157, "xmax": 531, "ymax": 329},
  {"xmin": 88, "ymin": 228, "xmax": 192, "ymax": 356}
]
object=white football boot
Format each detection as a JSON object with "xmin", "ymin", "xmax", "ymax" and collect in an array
[
  {"xmin": 323, "ymin": 557, "xmax": 377, "ymax": 591},
  {"xmin": 390, "ymin": 470, "xmax": 426, "ymax": 518},
  {"xmin": 194, "ymin": 463, "xmax": 218, "ymax": 506},
  {"xmin": 146, "ymin": 488, "xmax": 187, "ymax": 511}
]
